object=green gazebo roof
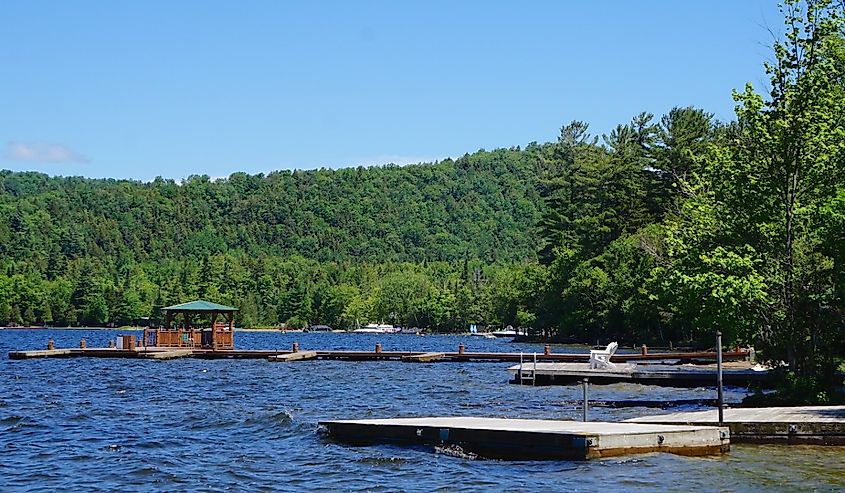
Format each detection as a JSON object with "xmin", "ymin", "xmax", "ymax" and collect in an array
[{"xmin": 163, "ymin": 300, "xmax": 238, "ymax": 312}]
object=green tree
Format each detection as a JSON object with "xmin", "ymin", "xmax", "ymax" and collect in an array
[{"xmin": 663, "ymin": 0, "xmax": 845, "ymax": 379}]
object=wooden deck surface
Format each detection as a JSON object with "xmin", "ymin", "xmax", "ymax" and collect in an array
[
  {"xmin": 627, "ymin": 406, "xmax": 845, "ymax": 444},
  {"xmin": 269, "ymin": 351, "xmax": 317, "ymax": 362},
  {"xmin": 8, "ymin": 347, "xmax": 750, "ymax": 363},
  {"xmin": 320, "ymin": 416, "xmax": 730, "ymax": 460},
  {"xmin": 140, "ymin": 349, "xmax": 193, "ymax": 360},
  {"xmin": 507, "ymin": 362, "xmax": 770, "ymax": 387},
  {"xmin": 401, "ymin": 352, "xmax": 446, "ymax": 362}
]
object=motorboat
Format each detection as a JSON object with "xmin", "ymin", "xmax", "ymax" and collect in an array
[
  {"xmin": 491, "ymin": 326, "xmax": 519, "ymax": 338},
  {"xmin": 352, "ymin": 323, "xmax": 398, "ymax": 334}
]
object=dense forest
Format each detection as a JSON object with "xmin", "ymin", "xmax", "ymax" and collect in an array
[
  {"xmin": 0, "ymin": 148, "xmax": 550, "ymax": 332},
  {"xmin": 1, "ymin": 0, "xmax": 842, "ymax": 387}
]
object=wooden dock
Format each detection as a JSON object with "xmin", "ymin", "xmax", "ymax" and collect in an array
[
  {"xmin": 507, "ymin": 362, "xmax": 771, "ymax": 387},
  {"xmin": 319, "ymin": 416, "xmax": 730, "ymax": 460},
  {"xmin": 627, "ymin": 406, "xmax": 845, "ymax": 444},
  {"xmin": 8, "ymin": 346, "xmax": 751, "ymax": 364}
]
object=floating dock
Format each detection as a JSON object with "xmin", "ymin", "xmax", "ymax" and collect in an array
[
  {"xmin": 627, "ymin": 406, "xmax": 845, "ymax": 444},
  {"xmin": 507, "ymin": 362, "xmax": 770, "ymax": 387},
  {"xmin": 319, "ymin": 416, "xmax": 730, "ymax": 460}
]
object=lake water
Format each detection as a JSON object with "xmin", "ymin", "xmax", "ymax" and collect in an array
[{"xmin": 2, "ymin": 329, "xmax": 843, "ymax": 492}]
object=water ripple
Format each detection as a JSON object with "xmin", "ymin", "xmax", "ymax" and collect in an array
[{"xmin": 1, "ymin": 330, "xmax": 843, "ymax": 492}]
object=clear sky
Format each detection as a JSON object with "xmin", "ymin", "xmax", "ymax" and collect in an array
[{"xmin": 1, "ymin": 1, "xmax": 783, "ymax": 181}]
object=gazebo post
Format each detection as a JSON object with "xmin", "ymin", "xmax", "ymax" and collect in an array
[
  {"xmin": 211, "ymin": 312, "xmax": 217, "ymax": 349},
  {"xmin": 185, "ymin": 312, "xmax": 191, "ymax": 348},
  {"xmin": 210, "ymin": 312, "xmax": 216, "ymax": 350}
]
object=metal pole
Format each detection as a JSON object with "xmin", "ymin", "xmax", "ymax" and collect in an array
[
  {"xmin": 582, "ymin": 378, "xmax": 589, "ymax": 422},
  {"xmin": 716, "ymin": 331, "xmax": 724, "ymax": 426}
]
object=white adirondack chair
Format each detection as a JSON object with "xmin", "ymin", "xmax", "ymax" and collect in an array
[{"xmin": 589, "ymin": 341, "xmax": 619, "ymax": 369}]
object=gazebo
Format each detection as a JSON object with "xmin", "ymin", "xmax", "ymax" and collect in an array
[{"xmin": 143, "ymin": 300, "xmax": 238, "ymax": 350}]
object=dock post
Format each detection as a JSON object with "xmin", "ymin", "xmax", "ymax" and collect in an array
[
  {"xmin": 292, "ymin": 342, "xmax": 299, "ymax": 353},
  {"xmin": 716, "ymin": 331, "xmax": 724, "ymax": 426},
  {"xmin": 47, "ymin": 339, "xmax": 54, "ymax": 350},
  {"xmin": 375, "ymin": 343, "xmax": 382, "ymax": 354},
  {"xmin": 641, "ymin": 344, "xmax": 648, "ymax": 356},
  {"xmin": 582, "ymin": 378, "xmax": 589, "ymax": 422},
  {"xmin": 533, "ymin": 352, "xmax": 537, "ymax": 386},
  {"xmin": 458, "ymin": 343, "xmax": 465, "ymax": 355},
  {"xmin": 518, "ymin": 352, "xmax": 523, "ymax": 385}
]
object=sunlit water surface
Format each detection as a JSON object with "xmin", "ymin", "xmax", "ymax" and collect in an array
[{"xmin": 2, "ymin": 329, "xmax": 843, "ymax": 492}]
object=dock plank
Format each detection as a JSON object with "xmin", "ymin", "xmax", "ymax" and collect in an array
[
  {"xmin": 8, "ymin": 348, "xmax": 74, "ymax": 359},
  {"xmin": 507, "ymin": 362, "xmax": 771, "ymax": 388},
  {"xmin": 268, "ymin": 351, "xmax": 317, "ymax": 362},
  {"xmin": 627, "ymin": 406, "xmax": 845, "ymax": 444},
  {"xmin": 320, "ymin": 416, "xmax": 729, "ymax": 460},
  {"xmin": 402, "ymin": 352, "xmax": 446, "ymax": 362},
  {"xmin": 141, "ymin": 349, "xmax": 193, "ymax": 360}
]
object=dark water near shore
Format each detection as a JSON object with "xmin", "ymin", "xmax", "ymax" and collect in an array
[{"xmin": 2, "ymin": 329, "xmax": 843, "ymax": 492}]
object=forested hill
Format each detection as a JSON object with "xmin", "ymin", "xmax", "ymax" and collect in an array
[{"xmin": 0, "ymin": 146, "xmax": 548, "ymax": 267}]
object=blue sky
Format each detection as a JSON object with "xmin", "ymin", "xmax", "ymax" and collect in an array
[{"xmin": 1, "ymin": 1, "xmax": 782, "ymax": 181}]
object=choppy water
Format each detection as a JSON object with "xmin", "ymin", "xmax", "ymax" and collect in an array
[{"xmin": 1, "ymin": 329, "xmax": 843, "ymax": 492}]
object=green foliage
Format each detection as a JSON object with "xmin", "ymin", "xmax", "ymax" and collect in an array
[
  {"xmin": 0, "ymin": 149, "xmax": 549, "ymax": 330},
  {"xmin": 744, "ymin": 371, "xmax": 845, "ymax": 406},
  {"xmin": 660, "ymin": 0, "xmax": 845, "ymax": 377},
  {"xmin": 535, "ymin": 108, "xmax": 718, "ymax": 344}
]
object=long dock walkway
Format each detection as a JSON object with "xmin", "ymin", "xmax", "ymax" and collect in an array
[
  {"xmin": 627, "ymin": 406, "xmax": 845, "ymax": 444},
  {"xmin": 319, "ymin": 416, "xmax": 730, "ymax": 460},
  {"xmin": 507, "ymin": 362, "xmax": 770, "ymax": 387},
  {"xmin": 8, "ymin": 346, "xmax": 750, "ymax": 364}
]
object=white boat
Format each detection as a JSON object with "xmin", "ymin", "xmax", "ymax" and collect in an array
[
  {"xmin": 353, "ymin": 323, "xmax": 397, "ymax": 334},
  {"xmin": 469, "ymin": 332, "xmax": 497, "ymax": 339},
  {"xmin": 491, "ymin": 326, "xmax": 519, "ymax": 338}
]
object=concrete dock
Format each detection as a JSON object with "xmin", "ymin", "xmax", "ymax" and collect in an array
[
  {"xmin": 319, "ymin": 416, "xmax": 730, "ymax": 460},
  {"xmin": 507, "ymin": 362, "xmax": 771, "ymax": 387},
  {"xmin": 627, "ymin": 406, "xmax": 845, "ymax": 444}
]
